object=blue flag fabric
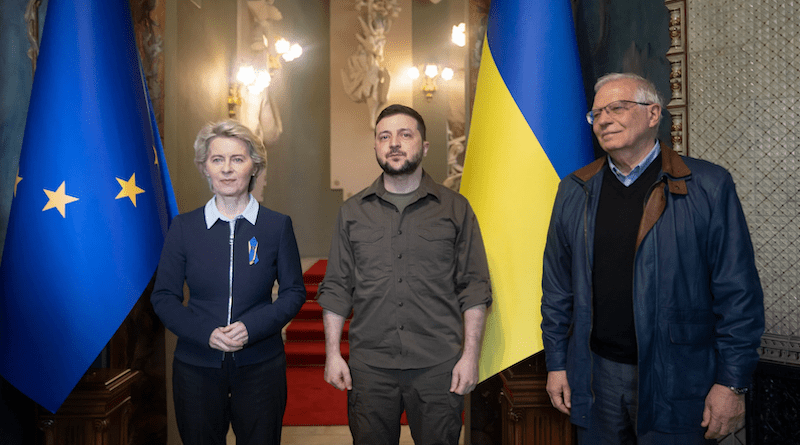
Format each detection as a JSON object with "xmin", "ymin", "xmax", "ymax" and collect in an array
[{"xmin": 0, "ymin": 0, "xmax": 178, "ymax": 413}]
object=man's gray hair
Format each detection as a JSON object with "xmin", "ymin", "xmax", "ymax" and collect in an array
[
  {"xmin": 595, "ymin": 73, "xmax": 665, "ymax": 109},
  {"xmin": 193, "ymin": 120, "xmax": 267, "ymax": 193}
]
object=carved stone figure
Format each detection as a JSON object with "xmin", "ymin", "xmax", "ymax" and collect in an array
[
  {"xmin": 341, "ymin": 0, "xmax": 400, "ymax": 128},
  {"xmin": 442, "ymin": 124, "xmax": 466, "ymax": 191},
  {"xmin": 243, "ymin": 0, "xmax": 286, "ymax": 144},
  {"xmin": 24, "ymin": 0, "xmax": 42, "ymax": 76}
]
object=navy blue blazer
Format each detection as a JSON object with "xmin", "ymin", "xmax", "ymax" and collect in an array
[{"xmin": 151, "ymin": 205, "xmax": 305, "ymax": 367}]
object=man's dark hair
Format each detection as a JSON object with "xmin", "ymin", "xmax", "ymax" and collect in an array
[{"xmin": 375, "ymin": 104, "xmax": 427, "ymax": 141}]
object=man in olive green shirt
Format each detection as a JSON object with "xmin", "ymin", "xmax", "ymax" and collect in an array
[{"xmin": 318, "ymin": 104, "xmax": 491, "ymax": 445}]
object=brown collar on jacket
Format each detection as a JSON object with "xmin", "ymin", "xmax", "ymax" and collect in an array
[{"xmin": 571, "ymin": 141, "xmax": 690, "ymax": 250}]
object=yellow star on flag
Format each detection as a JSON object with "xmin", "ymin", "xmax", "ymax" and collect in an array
[
  {"xmin": 152, "ymin": 145, "xmax": 158, "ymax": 165},
  {"xmin": 15, "ymin": 169, "xmax": 22, "ymax": 197},
  {"xmin": 43, "ymin": 181, "xmax": 79, "ymax": 218},
  {"xmin": 115, "ymin": 173, "xmax": 145, "ymax": 207}
]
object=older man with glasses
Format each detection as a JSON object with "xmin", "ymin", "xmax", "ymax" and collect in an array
[{"xmin": 541, "ymin": 73, "xmax": 764, "ymax": 444}]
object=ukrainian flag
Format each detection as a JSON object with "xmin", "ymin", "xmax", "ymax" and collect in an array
[{"xmin": 461, "ymin": 0, "xmax": 594, "ymax": 381}]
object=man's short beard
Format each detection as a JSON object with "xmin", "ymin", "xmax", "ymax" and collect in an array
[{"xmin": 378, "ymin": 151, "xmax": 423, "ymax": 176}]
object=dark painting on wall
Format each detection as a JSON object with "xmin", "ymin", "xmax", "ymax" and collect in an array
[{"xmin": 573, "ymin": 0, "xmax": 673, "ymax": 155}]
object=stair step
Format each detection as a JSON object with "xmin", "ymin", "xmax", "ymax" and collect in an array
[
  {"xmin": 302, "ymin": 260, "xmax": 327, "ymax": 284},
  {"xmin": 303, "ymin": 275, "xmax": 325, "ymax": 285},
  {"xmin": 305, "ymin": 284, "xmax": 318, "ymax": 299},
  {"xmin": 285, "ymin": 341, "xmax": 348, "ymax": 367},
  {"xmin": 286, "ymin": 320, "xmax": 349, "ymax": 341},
  {"xmin": 296, "ymin": 301, "xmax": 322, "ymax": 319},
  {"xmin": 288, "ymin": 259, "xmax": 339, "ymax": 367}
]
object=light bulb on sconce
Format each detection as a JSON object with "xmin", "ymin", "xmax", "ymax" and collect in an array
[
  {"xmin": 283, "ymin": 44, "xmax": 303, "ymax": 62},
  {"xmin": 274, "ymin": 38, "xmax": 290, "ymax": 55},
  {"xmin": 235, "ymin": 65, "xmax": 271, "ymax": 95},
  {"xmin": 250, "ymin": 71, "xmax": 271, "ymax": 94},
  {"xmin": 451, "ymin": 23, "xmax": 466, "ymax": 47},
  {"xmin": 440, "ymin": 67, "xmax": 454, "ymax": 81},
  {"xmin": 236, "ymin": 65, "xmax": 257, "ymax": 86},
  {"xmin": 275, "ymin": 38, "xmax": 302, "ymax": 62},
  {"xmin": 424, "ymin": 64, "xmax": 439, "ymax": 78}
]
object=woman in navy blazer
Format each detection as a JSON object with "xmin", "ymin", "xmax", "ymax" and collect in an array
[{"xmin": 151, "ymin": 120, "xmax": 305, "ymax": 445}]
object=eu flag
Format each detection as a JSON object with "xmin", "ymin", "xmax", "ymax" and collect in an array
[
  {"xmin": 0, "ymin": 0, "xmax": 178, "ymax": 413},
  {"xmin": 460, "ymin": 0, "xmax": 595, "ymax": 380}
]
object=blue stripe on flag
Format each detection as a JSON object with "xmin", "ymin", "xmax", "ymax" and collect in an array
[{"xmin": 486, "ymin": 0, "xmax": 594, "ymax": 177}]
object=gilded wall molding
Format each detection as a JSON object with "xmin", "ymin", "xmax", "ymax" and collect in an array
[{"xmin": 664, "ymin": 0, "xmax": 687, "ymax": 155}]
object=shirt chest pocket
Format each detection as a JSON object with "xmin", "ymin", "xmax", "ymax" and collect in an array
[
  {"xmin": 350, "ymin": 227, "xmax": 389, "ymax": 281},
  {"xmin": 413, "ymin": 224, "xmax": 457, "ymax": 279}
]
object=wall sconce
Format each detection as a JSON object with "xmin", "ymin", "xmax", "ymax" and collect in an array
[
  {"xmin": 228, "ymin": 66, "xmax": 270, "ymax": 120},
  {"xmin": 274, "ymin": 37, "xmax": 303, "ymax": 62},
  {"xmin": 228, "ymin": 85, "xmax": 241, "ymax": 119},
  {"xmin": 407, "ymin": 64, "xmax": 454, "ymax": 101},
  {"xmin": 228, "ymin": 36, "xmax": 301, "ymax": 120},
  {"xmin": 237, "ymin": 65, "xmax": 272, "ymax": 94}
]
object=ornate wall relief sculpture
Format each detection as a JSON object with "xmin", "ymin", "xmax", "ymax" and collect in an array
[
  {"xmin": 238, "ymin": 0, "xmax": 287, "ymax": 144},
  {"xmin": 467, "ymin": 0, "xmax": 489, "ymax": 120},
  {"xmin": 442, "ymin": 123, "xmax": 466, "ymax": 191},
  {"xmin": 24, "ymin": 0, "xmax": 42, "ymax": 77},
  {"xmin": 130, "ymin": 0, "xmax": 166, "ymax": 134},
  {"xmin": 340, "ymin": 0, "xmax": 401, "ymax": 128},
  {"xmin": 443, "ymin": 0, "xmax": 486, "ymax": 193}
]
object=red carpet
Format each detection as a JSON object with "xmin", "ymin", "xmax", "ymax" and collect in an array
[
  {"xmin": 283, "ymin": 367, "xmax": 409, "ymax": 426},
  {"xmin": 283, "ymin": 260, "xmax": 350, "ymax": 425},
  {"xmin": 283, "ymin": 259, "xmax": 407, "ymax": 426},
  {"xmin": 284, "ymin": 366, "xmax": 348, "ymax": 426},
  {"xmin": 284, "ymin": 259, "xmax": 350, "ymax": 366}
]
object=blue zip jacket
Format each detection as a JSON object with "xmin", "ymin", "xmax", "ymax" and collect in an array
[
  {"xmin": 541, "ymin": 143, "xmax": 764, "ymax": 434},
  {"xmin": 152, "ymin": 205, "xmax": 306, "ymax": 368}
]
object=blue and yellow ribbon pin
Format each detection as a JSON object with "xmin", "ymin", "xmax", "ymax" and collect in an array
[{"xmin": 248, "ymin": 237, "xmax": 259, "ymax": 265}]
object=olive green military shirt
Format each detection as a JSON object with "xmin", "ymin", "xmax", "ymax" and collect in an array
[{"xmin": 318, "ymin": 171, "xmax": 492, "ymax": 369}]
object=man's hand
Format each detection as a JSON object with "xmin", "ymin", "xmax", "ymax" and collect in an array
[
  {"xmin": 450, "ymin": 304, "xmax": 487, "ymax": 395},
  {"xmin": 701, "ymin": 383, "xmax": 745, "ymax": 439},
  {"xmin": 322, "ymin": 310, "xmax": 351, "ymax": 391},
  {"xmin": 450, "ymin": 355, "xmax": 479, "ymax": 395},
  {"xmin": 546, "ymin": 370, "xmax": 572, "ymax": 415},
  {"xmin": 208, "ymin": 322, "xmax": 247, "ymax": 352},
  {"xmin": 324, "ymin": 353, "xmax": 352, "ymax": 391}
]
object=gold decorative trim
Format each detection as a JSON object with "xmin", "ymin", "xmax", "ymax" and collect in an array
[{"xmin": 664, "ymin": 0, "xmax": 687, "ymax": 155}]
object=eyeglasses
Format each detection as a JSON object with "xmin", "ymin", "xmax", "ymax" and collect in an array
[{"xmin": 586, "ymin": 100, "xmax": 652, "ymax": 125}]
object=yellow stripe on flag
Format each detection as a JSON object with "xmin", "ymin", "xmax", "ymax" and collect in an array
[{"xmin": 461, "ymin": 39, "xmax": 562, "ymax": 381}]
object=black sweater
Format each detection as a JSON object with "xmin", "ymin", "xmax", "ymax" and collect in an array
[{"xmin": 591, "ymin": 155, "xmax": 661, "ymax": 364}]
